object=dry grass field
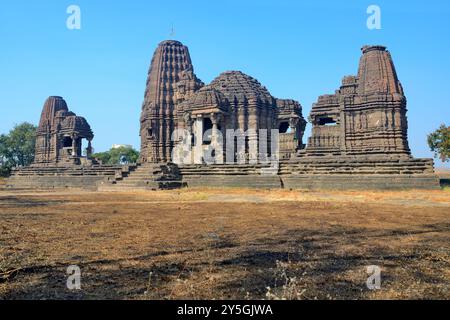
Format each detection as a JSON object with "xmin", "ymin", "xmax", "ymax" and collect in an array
[{"xmin": 0, "ymin": 186, "xmax": 449, "ymax": 300}]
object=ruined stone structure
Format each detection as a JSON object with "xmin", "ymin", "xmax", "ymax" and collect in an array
[
  {"xmin": 140, "ymin": 40, "xmax": 306, "ymax": 165},
  {"xmin": 300, "ymin": 45, "xmax": 410, "ymax": 157},
  {"xmin": 33, "ymin": 96, "xmax": 94, "ymax": 166},
  {"xmin": 8, "ymin": 94, "xmax": 184, "ymax": 190},
  {"xmin": 6, "ymin": 96, "xmax": 138, "ymax": 189},
  {"xmin": 6, "ymin": 41, "xmax": 440, "ymax": 190},
  {"xmin": 277, "ymin": 45, "xmax": 438, "ymax": 189},
  {"xmin": 139, "ymin": 40, "xmax": 203, "ymax": 163}
]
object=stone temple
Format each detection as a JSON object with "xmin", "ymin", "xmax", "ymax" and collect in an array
[
  {"xmin": 301, "ymin": 45, "xmax": 410, "ymax": 158},
  {"xmin": 33, "ymin": 96, "xmax": 94, "ymax": 166},
  {"xmin": 7, "ymin": 97, "xmax": 132, "ymax": 189},
  {"xmin": 139, "ymin": 40, "xmax": 306, "ymax": 165},
  {"xmin": 6, "ymin": 40, "xmax": 439, "ymax": 190}
]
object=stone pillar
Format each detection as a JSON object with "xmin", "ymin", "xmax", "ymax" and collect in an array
[
  {"xmin": 211, "ymin": 113, "xmax": 218, "ymax": 150},
  {"xmin": 266, "ymin": 110, "xmax": 274, "ymax": 157},
  {"xmin": 184, "ymin": 114, "xmax": 194, "ymax": 164},
  {"xmin": 248, "ymin": 106, "xmax": 258, "ymax": 164},
  {"xmin": 237, "ymin": 106, "xmax": 246, "ymax": 163},
  {"xmin": 87, "ymin": 140, "xmax": 93, "ymax": 158},
  {"xmin": 211, "ymin": 113, "xmax": 224, "ymax": 164},
  {"xmin": 194, "ymin": 115, "xmax": 203, "ymax": 164},
  {"xmin": 53, "ymin": 134, "xmax": 58, "ymax": 162},
  {"xmin": 71, "ymin": 135, "xmax": 77, "ymax": 156}
]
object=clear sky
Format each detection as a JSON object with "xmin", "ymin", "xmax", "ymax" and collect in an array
[{"xmin": 0, "ymin": 0, "xmax": 449, "ymax": 167}]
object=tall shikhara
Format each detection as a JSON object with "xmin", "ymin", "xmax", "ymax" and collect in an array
[
  {"xmin": 303, "ymin": 45, "xmax": 411, "ymax": 157},
  {"xmin": 140, "ymin": 40, "xmax": 306, "ymax": 164},
  {"xmin": 140, "ymin": 40, "xmax": 203, "ymax": 163}
]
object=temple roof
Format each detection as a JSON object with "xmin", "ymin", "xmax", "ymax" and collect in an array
[
  {"xmin": 60, "ymin": 115, "xmax": 93, "ymax": 138},
  {"xmin": 36, "ymin": 96, "xmax": 93, "ymax": 139},
  {"xmin": 38, "ymin": 96, "xmax": 69, "ymax": 129},
  {"xmin": 210, "ymin": 71, "xmax": 273, "ymax": 104},
  {"xmin": 158, "ymin": 40, "xmax": 184, "ymax": 47},
  {"xmin": 187, "ymin": 87, "xmax": 226, "ymax": 107},
  {"xmin": 357, "ymin": 45, "xmax": 404, "ymax": 95}
]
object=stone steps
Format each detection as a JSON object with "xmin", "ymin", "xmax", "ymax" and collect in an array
[
  {"xmin": 281, "ymin": 174, "xmax": 441, "ymax": 190},
  {"xmin": 182, "ymin": 175, "xmax": 281, "ymax": 189},
  {"xmin": 105, "ymin": 163, "xmax": 183, "ymax": 190},
  {"xmin": 278, "ymin": 158, "xmax": 434, "ymax": 175},
  {"xmin": 6, "ymin": 165, "xmax": 133, "ymax": 189},
  {"xmin": 6, "ymin": 156, "xmax": 439, "ymax": 190},
  {"xmin": 281, "ymin": 168, "xmax": 431, "ymax": 171},
  {"xmin": 10, "ymin": 166, "xmax": 126, "ymax": 177},
  {"xmin": 179, "ymin": 164, "xmax": 273, "ymax": 176}
]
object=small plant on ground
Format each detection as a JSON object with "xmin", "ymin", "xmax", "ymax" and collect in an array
[{"xmin": 265, "ymin": 260, "xmax": 307, "ymax": 300}]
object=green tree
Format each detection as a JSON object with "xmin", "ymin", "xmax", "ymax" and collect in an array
[
  {"xmin": 92, "ymin": 146, "xmax": 139, "ymax": 165},
  {"xmin": 0, "ymin": 122, "xmax": 37, "ymax": 176},
  {"xmin": 91, "ymin": 151, "xmax": 111, "ymax": 164},
  {"xmin": 427, "ymin": 124, "xmax": 450, "ymax": 162}
]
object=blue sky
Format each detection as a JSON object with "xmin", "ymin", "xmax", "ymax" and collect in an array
[{"xmin": 0, "ymin": 0, "xmax": 449, "ymax": 167}]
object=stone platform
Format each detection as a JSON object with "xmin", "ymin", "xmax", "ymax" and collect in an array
[
  {"xmin": 178, "ymin": 164, "xmax": 282, "ymax": 189},
  {"xmin": 280, "ymin": 174, "xmax": 439, "ymax": 190},
  {"xmin": 6, "ymin": 165, "xmax": 133, "ymax": 190},
  {"xmin": 5, "ymin": 157, "xmax": 440, "ymax": 191},
  {"xmin": 280, "ymin": 156, "xmax": 435, "ymax": 175},
  {"xmin": 97, "ymin": 163, "xmax": 184, "ymax": 191},
  {"xmin": 176, "ymin": 156, "xmax": 440, "ymax": 190},
  {"xmin": 278, "ymin": 156, "xmax": 439, "ymax": 190}
]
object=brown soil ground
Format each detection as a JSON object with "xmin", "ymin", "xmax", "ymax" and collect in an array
[{"xmin": 0, "ymin": 187, "xmax": 449, "ymax": 300}]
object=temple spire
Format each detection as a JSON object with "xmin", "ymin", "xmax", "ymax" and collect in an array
[{"xmin": 357, "ymin": 45, "xmax": 404, "ymax": 95}]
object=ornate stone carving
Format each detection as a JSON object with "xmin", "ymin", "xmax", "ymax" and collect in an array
[
  {"xmin": 33, "ymin": 96, "xmax": 94, "ymax": 166},
  {"xmin": 140, "ymin": 41, "xmax": 307, "ymax": 163},
  {"xmin": 301, "ymin": 45, "xmax": 410, "ymax": 158},
  {"xmin": 140, "ymin": 40, "xmax": 203, "ymax": 163}
]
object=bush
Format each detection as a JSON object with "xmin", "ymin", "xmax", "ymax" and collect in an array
[
  {"xmin": 92, "ymin": 146, "xmax": 139, "ymax": 165},
  {"xmin": 428, "ymin": 124, "xmax": 450, "ymax": 162},
  {"xmin": 0, "ymin": 122, "xmax": 37, "ymax": 177}
]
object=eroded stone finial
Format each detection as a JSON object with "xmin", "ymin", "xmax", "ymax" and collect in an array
[
  {"xmin": 361, "ymin": 45, "xmax": 387, "ymax": 54},
  {"xmin": 358, "ymin": 44, "xmax": 403, "ymax": 95}
]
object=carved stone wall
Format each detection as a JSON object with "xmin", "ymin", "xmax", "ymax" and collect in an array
[
  {"xmin": 140, "ymin": 41, "xmax": 306, "ymax": 164},
  {"xmin": 301, "ymin": 45, "xmax": 411, "ymax": 158},
  {"xmin": 139, "ymin": 40, "xmax": 203, "ymax": 163},
  {"xmin": 276, "ymin": 99, "xmax": 307, "ymax": 158},
  {"xmin": 33, "ymin": 96, "xmax": 94, "ymax": 167}
]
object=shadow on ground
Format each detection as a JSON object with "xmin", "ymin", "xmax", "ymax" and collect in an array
[{"xmin": 2, "ymin": 222, "xmax": 448, "ymax": 300}]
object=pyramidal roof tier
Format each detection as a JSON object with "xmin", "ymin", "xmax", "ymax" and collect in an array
[
  {"xmin": 357, "ymin": 45, "xmax": 404, "ymax": 96},
  {"xmin": 142, "ymin": 40, "xmax": 202, "ymax": 111},
  {"xmin": 38, "ymin": 96, "xmax": 69, "ymax": 129},
  {"xmin": 209, "ymin": 70, "xmax": 273, "ymax": 103}
]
